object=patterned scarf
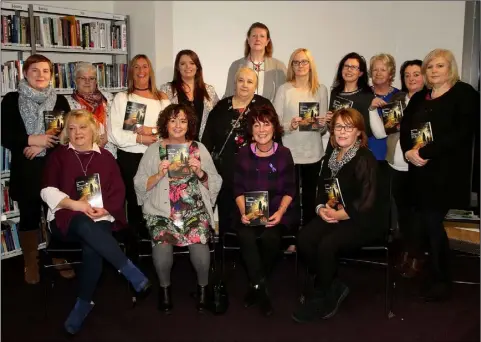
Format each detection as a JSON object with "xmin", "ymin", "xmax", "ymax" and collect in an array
[
  {"xmin": 328, "ymin": 139, "xmax": 361, "ymax": 177},
  {"xmin": 71, "ymin": 88, "xmax": 106, "ymax": 126},
  {"xmin": 18, "ymin": 79, "xmax": 57, "ymax": 157}
]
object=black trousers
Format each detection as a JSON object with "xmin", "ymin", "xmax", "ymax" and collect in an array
[
  {"xmin": 217, "ymin": 185, "xmax": 238, "ymax": 235},
  {"xmin": 297, "ymin": 216, "xmax": 381, "ymax": 291},
  {"xmin": 390, "ymin": 167, "xmax": 413, "ymax": 244},
  {"xmin": 17, "ymin": 197, "xmax": 43, "ymax": 232},
  {"xmin": 295, "ymin": 159, "xmax": 322, "ymax": 227},
  {"xmin": 236, "ymin": 223, "xmax": 288, "ymax": 284}
]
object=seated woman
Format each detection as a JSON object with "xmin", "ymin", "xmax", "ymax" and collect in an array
[
  {"xmin": 134, "ymin": 103, "xmax": 222, "ymax": 314},
  {"xmin": 40, "ymin": 109, "xmax": 151, "ymax": 335},
  {"xmin": 233, "ymin": 105, "xmax": 296, "ymax": 317},
  {"xmin": 292, "ymin": 108, "xmax": 382, "ymax": 323}
]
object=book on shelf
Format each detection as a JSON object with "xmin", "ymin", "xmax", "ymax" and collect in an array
[
  {"xmin": 123, "ymin": 101, "xmax": 146, "ymax": 131},
  {"xmin": 331, "ymin": 96, "xmax": 353, "ymax": 111},
  {"xmin": 44, "ymin": 110, "xmax": 66, "ymax": 136},
  {"xmin": 166, "ymin": 144, "xmax": 191, "ymax": 178},
  {"xmin": 244, "ymin": 191, "xmax": 269, "ymax": 226},
  {"xmin": 1, "ymin": 147, "xmax": 11, "ymax": 172},
  {"xmin": 381, "ymin": 101, "xmax": 404, "ymax": 134},
  {"xmin": 445, "ymin": 209, "xmax": 480, "ymax": 222},
  {"xmin": 1, "ymin": 220, "xmax": 20, "ymax": 254},
  {"xmin": 1, "ymin": 60, "xmax": 23, "ymax": 93},
  {"xmin": 324, "ymin": 177, "xmax": 345, "ymax": 211},
  {"xmin": 1, "ymin": 179, "xmax": 18, "ymax": 214},
  {"xmin": 75, "ymin": 173, "xmax": 103, "ymax": 208},
  {"xmin": 1, "ymin": 14, "xmax": 31, "ymax": 46},
  {"xmin": 410, "ymin": 122, "xmax": 433, "ymax": 150},
  {"xmin": 298, "ymin": 102, "xmax": 320, "ymax": 131}
]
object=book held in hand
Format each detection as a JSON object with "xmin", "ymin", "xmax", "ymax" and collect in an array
[
  {"xmin": 331, "ymin": 96, "xmax": 353, "ymax": 111},
  {"xmin": 167, "ymin": 144, "xmax": 191, "ymax": 178},
  {"xmin": 410, "ymin": 122, "xmax": 433, "ymax": 149},
  {"xmin": 324, "ymin": 178, "xmax": 345, "ymax": 211},
  {"xmin": 76, "ymin": 173, "xmax": 103, "ymax": 208},
  {"xmin": 381, "ymin": 101, "xmax": 404, "ymax": 134},
  {"xmin": 244, "ymin": 191, "xmax": 269, "ymax": 226},
  {"xmin": 298, "ymin": 102, "xmax": 320, "ymax": 131},
  {"xmin": 44, "ymin": 110, "xmax": 66, "ymax": 136},
  {"xmin": 123, "ymin": 101, "xmax": 147, "ymax": 131}
]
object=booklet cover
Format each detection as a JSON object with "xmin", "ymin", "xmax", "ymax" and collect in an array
[
  {"xmin": 123, "ymin": 101, "xmax": 147, "ymax": 131},
  {"xmin": 331, "ymin": 96, "xmax": 353, "ymax": 111},
  {"xmin": 167, "ymin": 144, "xmax": 191, "ymax": 178},
  {"xmin": 410, "ymin": 122, "xmax": 434, "ymax": 149},
  {"xmin": 381, "ymin": 101, "xmax": 404, "ymax": 134},
  {"xmin": 244, "ymin": 191, "xmax": 269, "ymax": 226},
  {"xmin": 75, "ymin": 173, "xmax": 103, "ymax": 208},
  {"xmin": 298, "ymin": 102, "xmax": 320, "ymax": 131},
  {"xmin": 324, "ymin": 177, "xmax": 346, "ymax": 210},
  {"xmin": 44, "ymin": 110, "xmax": 66, "ymax": 136}
]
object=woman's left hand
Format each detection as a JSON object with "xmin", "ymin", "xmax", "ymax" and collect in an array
[
  {"xmin": 188, "ymin": 157, "xmax": 202, "ymax": 176},
  {"xmin": 266, "ymin": 210, "xmax": 284, "ymax": 227},
  {"xmin": 23, "ymin": 146, "xmax": 44, "ymax": 160},
  {"xmin": 99, "ymin": 133, "xmax": 108, "ymax": 147},
  {"xmin": 405, "ymin": 149, "xmax": 428, "ymax": 167}
]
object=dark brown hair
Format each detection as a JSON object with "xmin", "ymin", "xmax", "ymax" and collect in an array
[
  {"xmin": 171, "ymin": 49, "xmax": 210, "ymax": 101},
  {"xmin": 246, "ymin": 105, "xmax": 283, "ymax": 140},
  {"xmin": 244, "ymin": 22, "xmax": 273, "ymax": 58},
  {"xmin": 23, "ymin": 54, "xmax": 53, "ymax": 75},
  {"xmin": 329, "ymin": 108, "xmax": 368, "ymax": 148},
  {"xmin": 157, "ymin": 103, "xmax": 197, "ymax": 141}
]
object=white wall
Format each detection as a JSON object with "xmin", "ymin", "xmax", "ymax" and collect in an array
[{"xmin": 172, "ymin": 1, "xmax": 466, "ymax": 98}]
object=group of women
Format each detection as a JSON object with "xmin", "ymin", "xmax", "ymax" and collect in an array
[{"xmin": 1, "ymin": 20, "xmax": 479, "ymax": 333}]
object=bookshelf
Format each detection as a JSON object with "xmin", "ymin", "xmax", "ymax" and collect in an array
[{"xmin": 1, "ymin": 2, "xmax": 131, "ymax": 259}]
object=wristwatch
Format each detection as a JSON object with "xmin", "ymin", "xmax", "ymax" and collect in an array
[{"xmin": 151, "ymin": 128, "xmax": 158, "ymax": 135}]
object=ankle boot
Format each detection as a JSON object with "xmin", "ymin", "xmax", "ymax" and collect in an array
[
  {"xmin": 64, "ymin": 298, "xmax": 95, "ymax": 335},
  {"xmin": 401, "ymin": 257, "xmax": 424, "ymax": 279},
  {"xmin": 258, "ymin": 280, "xmax": 273, "ymax": 317},
  {"xmin": 18, "ymin": 230, "xmax": 40, "ymax": 284},
  {"xmin": 396, "ymin": 252, "xmax": 411, "ymax": 272},
  {"xmin": 119, "ymin": 260, "xmax": 151, "ymax": 298},
  {"xmin": 196, "ymin": 285, "xmax": 208, "ymax": 313},
  {"xmin": 158, "ymin": 285, "xmax": 173, "ymax": 314},
  {"xmin": 243, "ymin": 284, "xmax": 259, "ymax": 308}
]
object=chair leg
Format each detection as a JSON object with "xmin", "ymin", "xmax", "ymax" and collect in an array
[{"xmin": 385, "ymin": 247, "xmax": 395, "ymax": 319}]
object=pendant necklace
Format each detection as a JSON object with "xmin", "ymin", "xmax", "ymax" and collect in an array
[{"xmin": 74, "ymin": 150, "xmax": 95, "ymax": 176}]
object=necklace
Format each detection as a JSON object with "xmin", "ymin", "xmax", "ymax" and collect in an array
[
  {"xmin": 255, "ymin": 142, "xmax": 274, "ymax": 153},
  {"xmin": 249, "ymin": 56, "xmax": 264, "ymax": 73},
  {"xmin": 74, "ymin": 150, "xmax": 95, "ymax": 176},
  {"xmin": 134, "ymin": 86, "xmax": 149, "ymax": 91}
]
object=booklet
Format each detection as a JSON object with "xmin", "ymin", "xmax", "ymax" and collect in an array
[
  {"xmin": 75, "ymin": 173, "xmax": 103, "ymax": 208},
  {"xmin": 324, "ymin": 177, "xmax": 345, "ymax": 210},
  {"xmin": 298, "ymin": 102, "xmax": 321, "ymax": 131},
  {"xmin": 44, "ymin": 110, "xmax": 66, "ymax": 136},
  {"xmin": 331, "ymin": 96, "xmax": 353, "ymax": 111},
  {"xmin": 123, "ymin": 101, "xmax": 147, "ymax": 131},
  {"xmin": 244, "ymin": 191, "xmax": 269, "ymax": 226},
  {"xmin": 410, "ymin": 122, "xmax": 433, "ymax": 149},
  {"xmin": 381, "ymin": 101, "xmax": 404, "ymax": 134},
  {"xmin": 166, "ymin": 144, "xmax": 191, "ymax": 178}
]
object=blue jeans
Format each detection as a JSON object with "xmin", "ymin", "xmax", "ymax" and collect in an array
[{"xmin": 50, "ymin": 214, "xmax": 129, "ymax": 302}]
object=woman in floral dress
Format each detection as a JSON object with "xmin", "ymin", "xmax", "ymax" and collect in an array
[{"xmin": 134, "ymin": 103, "xmax": 222, "ymax": 314}]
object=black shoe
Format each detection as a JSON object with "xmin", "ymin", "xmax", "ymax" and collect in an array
[
  {"xmin": 258, "ymin": 283, "xmax": 273, "ymax": 317},
  {"xmin": 322, "ymin": 279, "xmax": 350, "ymax": 319},
  {"xmin": 244, "ymin": 286, "xmax": 259, "ymax": 308},
  {"xmin": 196, "ymin": 285, "xmax": 208, "ymax": 313},
  {"xmin": 292, "ymin": 289, "xmax": 327, "ymax": 323},
  {"xmin": 158, "ymin": 285, "xmax": 173, "ymax": 314},
  {"xmin": 421, "ymin": 281, "xmax": 452, "ymax": 302}
]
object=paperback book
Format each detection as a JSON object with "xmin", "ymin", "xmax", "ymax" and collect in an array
[
  {"xmin": 298, "ymin": 102, "xmax": 320, "ymax": 131},
  {"xmin": 123, "ymin": 101, "xmax": 147, "ymax": 131},
  {"xmin": 75, "ymin": 173, "xmax": 103, "ymax": 208},
  {"xmin": 167, "ymin": 144, "xmax": 191, "ymax": 178},
  {"xmin": 44, "ymin": 110, "xmax": 66, "ymax": 136},
  {"xmin": 244, "ymin": 191, "xmax": 269, "ymax": 226},
  {"xmin": 381, "ymin": 101, "xmax": 404, "ymax": 134},
  {"xmin": 324, "ymin": 177, "xmax": 346, "ymax": 210},
  {"xmin": 331, "ymin": 96, "xmax": 353, "ymax": 111},
  {"xmin": 410, "ymin": 122, "xmax": 433, "ymax": 150}
]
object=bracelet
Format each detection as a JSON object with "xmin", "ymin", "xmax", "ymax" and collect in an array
[{"xmin": 198, "ymin": 171, "xmax": 208, "ymax": 183}]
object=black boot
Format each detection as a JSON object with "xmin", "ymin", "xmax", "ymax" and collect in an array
[
  {"xmin": 244, "ymin": 285, "xmax": 259, "ymax": 308},
  {"xmin": 196, "ymin": 285, "xmax": 208, "ymax": 313},
  {"xmin": 322, "ymin": 279, "xmax": 350, "ymax": 319},
  {"xmin": 258, "ymin": 279, "xmax": 273, "ymax": 317},
  {"xmin": 158, "ymin": 285, "xmax": 173, "ymax": 314}
]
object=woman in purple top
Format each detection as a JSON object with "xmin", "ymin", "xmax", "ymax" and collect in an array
[
  {"xmin": 233, "ymin": 105, "xmax": 296, "ymax": 317},
  {"xmin": 40, "ymin": 110, "xmax": 151, "ymax": 335}
]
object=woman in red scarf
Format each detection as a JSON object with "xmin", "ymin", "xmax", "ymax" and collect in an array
[{"xmin": 68, "ymin": 62, "xmax": 117, "ymax": 158}]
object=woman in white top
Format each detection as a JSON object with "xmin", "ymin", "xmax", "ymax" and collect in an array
[
  {"xmin": 108, "ymin": 54, "xmax": 170, "ymax": 235},
  {"xmin": 274, "ymin": 48, "xmax": 328, "ymax": 228},
  {"xmin": 369, "ymin": 59, "xmax": 424, "ymax": 277}
]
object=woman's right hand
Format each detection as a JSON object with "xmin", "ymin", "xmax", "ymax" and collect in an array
[
  {"xmin": 370, "ymin": 98, "xmax": 387, "ymax": 110},
  {"xmin": 137, "ymin": 134, "xmax": 158, "ymax": 146},
  {"xmin": 318, "ymin": 207, "xmax": 339, "ymax": 223},
  {"xmin": 28, "ymin": 134, "xmax": 59, "ymax": 148},
  {"xmin": 158, "ymin": 160, "xmax": 170, "ymax": 178},
  {"xmin": 405, "ymin": 149, "xmax": 428, "ymax": 167},
  {"xmin": 241, "ymin": 214, "xmax": 251, "ymax": 225},
  {"xmin": 290, "ymin": 117, "xmax": 302, "ymax": 130}
]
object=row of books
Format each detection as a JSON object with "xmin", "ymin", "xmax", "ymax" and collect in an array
[
  {"xmin": 1, "ymin": 179, "xmax": 18, "ymax": 214},
  {"xmin": 1, "ymin": 147, "xmax": 11, "ymax": 172},
  {"xmin": 1, "ymin": 14, "xmax": 127, "ymax": 51},
  {"xmin": 1, "ymin": 220, "xmax": 47, "ymax": 256}
]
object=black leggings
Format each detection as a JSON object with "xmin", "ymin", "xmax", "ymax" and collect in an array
[{"xmin": 295, "ymin": 160, "xmax": 322, "ymax": 226}]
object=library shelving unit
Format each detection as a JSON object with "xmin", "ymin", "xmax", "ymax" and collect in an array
[{"xmin": 0, "ymin": 2, "xmax": 131, "ymax": 259}]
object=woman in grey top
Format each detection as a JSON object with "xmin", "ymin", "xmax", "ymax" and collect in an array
[{"xmin": 223, "ymin": 22, "xmax": 286, "ymax": 102}]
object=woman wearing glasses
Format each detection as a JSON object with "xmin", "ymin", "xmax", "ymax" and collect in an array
[
  {"xmin": 223, "ymin": 22, "xmax": 286, "ymax": 102},
  {"xmin": 293, "ymin": 108, "xmax": 382, "ymax": 323},
  {"xmin": 274, "ymin": 48, "xmax": 328, "ymax": 229},
  {"xmin": 68, "ymin": 62, "xmax": 116, "ymax": 157}
]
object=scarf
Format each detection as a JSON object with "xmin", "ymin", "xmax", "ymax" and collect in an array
[
  {"xmin": 18, "ymin": 79, "xmax": 57, "ymax": 157},
  {"xmin": 71, "ymin": 88, "xmax": 106, "ymax": 126},
  {"xmin": 328, "ymin": 139, "xmax": 361, "ymax": 177}
]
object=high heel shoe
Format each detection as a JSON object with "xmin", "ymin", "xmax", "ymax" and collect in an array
[{"xmin": 158, "ymin": 285, "xmax": 173, "ymax": 314}]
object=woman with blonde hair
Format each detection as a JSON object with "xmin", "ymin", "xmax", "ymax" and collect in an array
[
  {"xmin": 400, "ymin": 49, "xmax": 480, "ymax": 301},
  {"xmin": 274, "ymin": 48, "xmax": 328, "ymax": 228},
  {"xmin": 108, "ymin": 54, "xmax": 170, "ymax": 236}
]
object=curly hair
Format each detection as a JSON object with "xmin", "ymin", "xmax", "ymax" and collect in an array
[
  {"xmin": 246, "ymin": 105, "xmax": 284, "ymax": 141},
  {"xmin": 157, "ymin": 103, "xmax": 198, "ymax": 141}
]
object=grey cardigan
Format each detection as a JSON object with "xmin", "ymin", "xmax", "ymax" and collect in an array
[
  {"xmin": 223, "ymin": 57, "xmax": 287, "ymax": 102},
  {"xmin": 133, "ymin": 140, "xmax": 222, "ymax": 229}
]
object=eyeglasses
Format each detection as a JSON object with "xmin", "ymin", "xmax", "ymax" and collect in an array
[
  {"xmin": 343, "ymin": 64, "xmax": 360, "ymax": 71},
  {"xmin": 292, "ymin": 60, "xmax": 309, "ymax": 67},
  {"xmin": 77, "ymin": 77, "xmax": 97, "ymax": 83},
  {"xmin": 334, "ymin": 124, "xmax": 355, "ymax": 132}
]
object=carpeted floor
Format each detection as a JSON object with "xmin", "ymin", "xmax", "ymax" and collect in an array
[{"xmin": 1, "ymin": 249, "xmax": 479, "ymax": 342}]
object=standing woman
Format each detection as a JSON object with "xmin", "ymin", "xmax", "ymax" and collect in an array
[
  {"xmin": 223, "ymin": 22, "xmax": 286, "ymax": 102},
  {"xmin": 68, "ymin": 62, "xmax": 117, "ymax": 158},
  {"xmin": 1, "ymin": 54, "xmax": 70, "ymax": 284},
  {"xmin": 108, "ymin": 54, "xmax": 170, "ymax": 236},
  {"xmin": 274, "ymin": 48, "xmax": 328, "ymax": 227},
  {"xmin": 159, "ymin": 50, "xmax": 219, "ymax": 141},
  {"xmin": 400, "ymin": 49, "xmax": 480, "ymax": 301}
]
